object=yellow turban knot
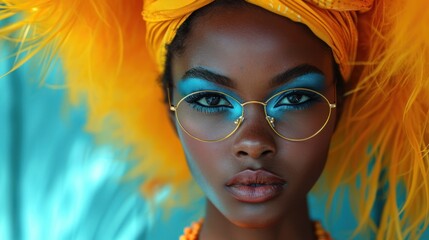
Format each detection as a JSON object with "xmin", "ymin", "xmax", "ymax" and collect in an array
[{"xmin": 142, "ymin": 0, "xmax": 373, "ymax": 80}]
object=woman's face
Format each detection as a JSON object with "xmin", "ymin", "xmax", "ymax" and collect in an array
[{"xmin": 171, "ymin": 3, "xmax": 336, "ymax": 227}]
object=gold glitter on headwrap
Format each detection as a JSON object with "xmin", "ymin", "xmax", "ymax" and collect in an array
[{"xmin": 306, "ymin": 0, "xmax": 372, "ymax": 10}]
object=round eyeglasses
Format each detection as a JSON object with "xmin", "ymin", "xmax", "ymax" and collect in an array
[{"xmin": 169, "ymin": 88, "xmax": 336, "ymax": 142}]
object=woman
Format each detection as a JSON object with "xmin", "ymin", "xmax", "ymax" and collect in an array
[
  {"xmin": 2, "ymin": 0, "xmax": 428, "ymax": 239},
  {"xmin": 167, "ymin": 2, "xmax": 338, "ymax": 239}
]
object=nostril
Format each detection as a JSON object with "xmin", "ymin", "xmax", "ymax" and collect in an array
[
  {"xmin": 236, "ymin": 150, "xmax": 249, "ymax": 157},
  {"xmin": 260, "ymin": 149, "xmax": 273, "ymax": 158}
]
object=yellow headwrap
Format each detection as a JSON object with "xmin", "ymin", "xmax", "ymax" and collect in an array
[
  {"xmin": 143, "ymin": 0, "xmax": 372, "ymax": 79},
  {"xmin": 1, "ymin": 0, "xmax": 428, "ymax": 239}
]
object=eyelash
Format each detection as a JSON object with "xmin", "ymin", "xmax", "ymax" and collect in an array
[
  {"xmin": 184, "ymin": 92, "xmax": 233, "ymax": 114},
  {"xmin": 273, "ymin": 90, "xmax": 321, "ymax": 110}
]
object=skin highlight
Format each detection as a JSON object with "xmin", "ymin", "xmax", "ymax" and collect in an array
[{"xmin": 169, "ymin": 2, "xmax": 338, "ymax": 240}]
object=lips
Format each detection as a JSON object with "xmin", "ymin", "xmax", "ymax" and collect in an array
[{"xmin": 225, "ymin": 169, "xmax": 286, "ymax": 203}]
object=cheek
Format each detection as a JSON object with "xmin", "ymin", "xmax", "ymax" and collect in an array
[
  {"xmin": 290, "ymin": 138, "xmax": 330, "ymax": 178},
  {"xmin": 293, "ymin": 118, "xmax": 335, "ymax": 187},
  {"xmin": 177, "ymin": 129, "xmax": 230, "ymax": 196},
  {"xmin": 283, "ymin": 117, "xmax": 336, "ymax": 194}
]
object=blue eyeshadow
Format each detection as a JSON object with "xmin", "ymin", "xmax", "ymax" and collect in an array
[
  {"xmin": 177, "ymin": 78, "xmax": 242, "ymax": 100},
  {"xmin": 177, "ymin": 72, "xmax": 326, "ymax": 102},
  {"xmin": 268, "ymin": 73, "xmax": 326, "ymax": 98}
]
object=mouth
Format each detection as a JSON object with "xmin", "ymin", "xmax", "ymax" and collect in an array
[{"xmin": 225, "ymin": 169, "xmax": 286, "ymax": 203}]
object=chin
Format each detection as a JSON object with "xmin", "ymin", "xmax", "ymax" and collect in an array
[{"xmin": 226, "ymin": 209, "xmax": 282, "ymax": 229}]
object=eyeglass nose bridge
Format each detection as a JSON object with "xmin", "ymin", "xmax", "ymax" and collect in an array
[{"xmin": 234, "ymin": 100, "xmax": 275, "ymax": 129}]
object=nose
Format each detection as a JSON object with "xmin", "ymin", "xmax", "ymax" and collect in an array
[{"xmin": 232, "ymin": 104, "xmax": 277, "ymax": 160}]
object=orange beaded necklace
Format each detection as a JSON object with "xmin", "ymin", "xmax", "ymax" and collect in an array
[
  {"xmin": 179, "ymin": 219, "xmax": 332, "ymax": 240},
  {"xmin": 179, "ymin": 220, "xmax": 203, "ymax": 240}
]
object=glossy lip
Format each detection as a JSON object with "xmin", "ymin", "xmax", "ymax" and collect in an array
[{"xmin": 225, "ymin": 169, "xmax": 287, "ymax": 203}]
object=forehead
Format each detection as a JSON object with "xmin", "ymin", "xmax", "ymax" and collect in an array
[{"xmin": 172, "ymin": 3, "xmax": 334, "ymax": 97}]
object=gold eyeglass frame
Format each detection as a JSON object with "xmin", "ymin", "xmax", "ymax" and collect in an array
[{"xmin": 168, "ymin": 87, "xmax": 336, "ymax": 143}]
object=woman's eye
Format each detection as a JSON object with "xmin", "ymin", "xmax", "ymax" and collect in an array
[
  {"xmin": 184, "ymin": 92, "xmax": 233, "ymax": 108},
  {"xmin": 197, "ymin": 95, "xmax": 231, "ymax": 107},
  {"xmin": 278, "ymin": 93, "xmax": 311, "ymax": 105}
]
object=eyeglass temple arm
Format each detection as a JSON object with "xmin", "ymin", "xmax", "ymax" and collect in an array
[{"xmin": 167, "ymin": 88, "xmax": 176, "ymax": 111}]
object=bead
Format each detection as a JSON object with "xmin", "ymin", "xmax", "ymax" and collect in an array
[{"xmin": 179, "ymin": 219, "xmax": 203, "ymax": 240}]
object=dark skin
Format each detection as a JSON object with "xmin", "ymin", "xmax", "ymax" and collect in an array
[{"xmin": 170, "ymin": 3, "xmax": 337, "ymax": 240}]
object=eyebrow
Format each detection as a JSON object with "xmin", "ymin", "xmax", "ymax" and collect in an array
[
  {"xmin": 270, "ymin": 64, "xmax": 324, "ymax": 86},
  {"xmin": 181, "ymin": 67, "xmax": 235, "ymax": 88},
  {"xmin": 180, "ymin": 64, "xmax": 324, "ymax": 88}
]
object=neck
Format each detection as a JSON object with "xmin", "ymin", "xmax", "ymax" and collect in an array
[{"xmin": 200, "ymin": 198, "xmax": 315, "ymax": 240}]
